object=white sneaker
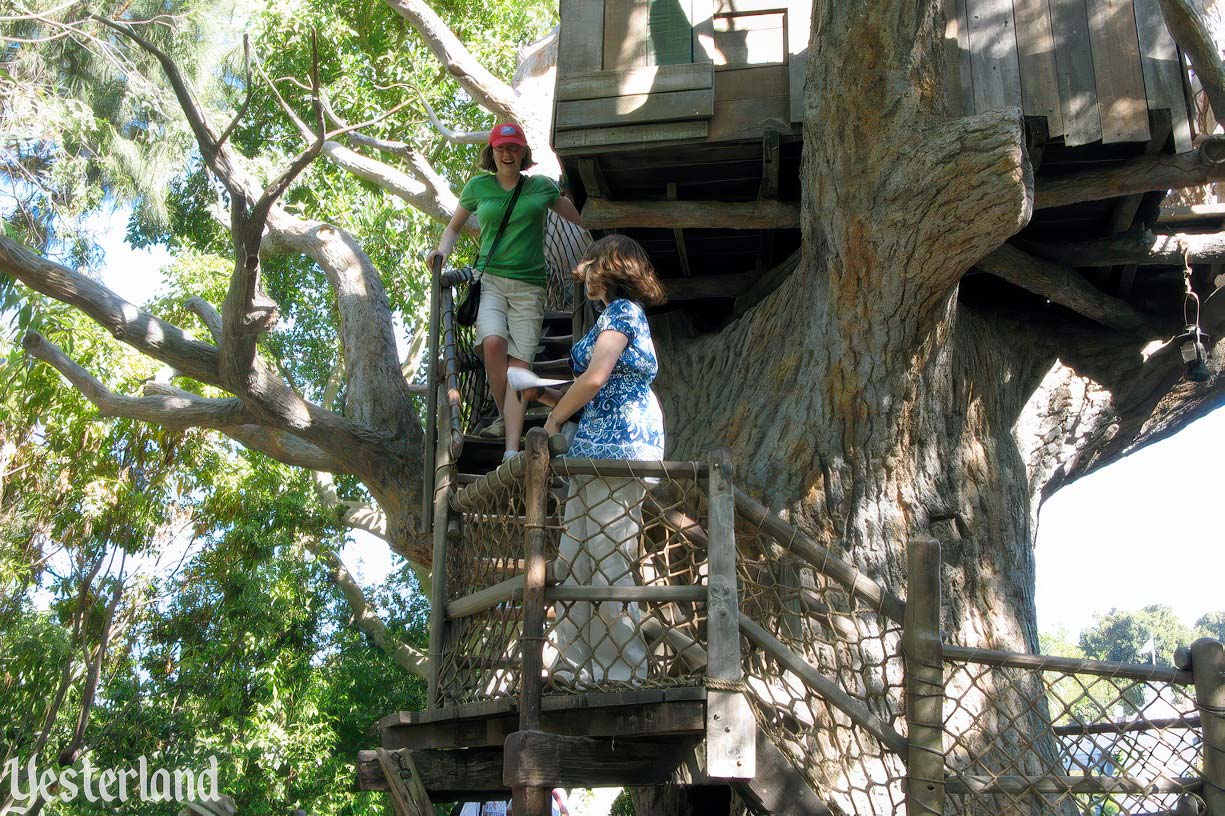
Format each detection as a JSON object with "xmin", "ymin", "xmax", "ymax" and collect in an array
[{"xmin": 502, "ymin": 450, "xmax": 517, "ymax": 462}]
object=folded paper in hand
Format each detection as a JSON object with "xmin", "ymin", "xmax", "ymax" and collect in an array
[{"xmin": 507, "ymin": 367, "xmax": 572, "ymax": 392}]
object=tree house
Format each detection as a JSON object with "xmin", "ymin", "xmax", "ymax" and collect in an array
[
  {"xmin": 554, "ymin": 0, "xmax": 1200, "ymax": 328},
  {"xmin": 358, "ymin": 4, "xmax": 1223, "ymax": 816}
]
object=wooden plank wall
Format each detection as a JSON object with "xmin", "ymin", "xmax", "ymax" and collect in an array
[{"xmin": 950, "ymin": 0, "xmax": 1194, "ymax": 151}]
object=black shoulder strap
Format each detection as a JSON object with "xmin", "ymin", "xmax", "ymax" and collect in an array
[{"xmin": 479, "ymin": 175, "xmax": 527, "ymax": 273}]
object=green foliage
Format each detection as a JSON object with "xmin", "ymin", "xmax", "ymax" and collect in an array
[
  {"xmin": 1079, "ymin": 605, "xmax": 1199, "ymax": 667},
  {"xmin": 610, "ymin": 788, "xmax": 636, "ymax": 816},
  {"xmin": 0, "ymin": 0, "xmax": 557, "ymax": 812},
  {"xmin": 1196, "ymin": 611, "xmax": 1225, "ymax": 641}
]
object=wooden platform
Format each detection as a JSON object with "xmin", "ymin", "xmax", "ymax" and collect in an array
[
  {"xmin": 361, "ymin": 688, "xmax": 831, "ymax": 814},
  {"xmin": 360, "ymin": 689, "xmax": 708, "ymax": 799}
]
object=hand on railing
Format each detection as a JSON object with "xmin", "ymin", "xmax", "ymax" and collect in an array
[{"xmin": 426, "ymin": 249, "xmax": 447, "ymax": 274}]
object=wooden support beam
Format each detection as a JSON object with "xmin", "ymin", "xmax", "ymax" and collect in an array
[
  {"xmin": 582, "ymin": 198, "xmax": 800, "ymax": 230},
  {"xmin": 1109, "ymin": 110, "xmax": 1173, "ymax": 235},
  {"xmin": 503, "ymin": 731, "xmax": 700, "ymax": 788},
  {"xmin": 1188, "ymin": 638, "xmax": 1225, "ymax": 816},
  {"xmin": 739, "ymin": 613, "xmax": 909, "ymax": 756},
  {"xmin": 736, "ymin": 251, "xmax": 800, "ymax": 316},
  {"xmin": 705, "ymin": 453, "xmax": 755, "ymax": 779},
  {"xmin": 358, "ymin": 748, "xmax": 508, "ymax": 797},
  {"xmin": 667, "ymin": 183, "xmax": 692, "ymax": 277},
  {"xmin": 1037, "ymin": 138, "xmax": 1225, "ymax": 210},
  {"xmin": 1031, "ymin": 230, "xmax": 1225, "ymax": 268},
  {"xmin": 733, "ymin": 487, "xmax": 907, "ymax": 623},
  {"xmin": 757, "ymin": 129, "xmax": 780, "ymax": 200},
  {"xmin": 664, "ymin": 272, "xmax": 754, "ymax": 301},
  {"xmin": 581, "ymin": 137, "xmax": 1225, "ymax": 229},
  {"xmin": 577, "ymin": 158, "xmax": 611, "ymax": 200},
  {"xmin": 381, "ymin": 699, "xmax": 708, "ymax": 751},
  {"xmin": 945, "ymin": 775, "xmax": 1203, "ymax": 796},
  {"xmin": 514, "ymin": 428, "xmax": 552, "ymax": 816},
  {"xmin": 904, "ymin": 537, "xmax": 946, "ymax": 816},
  {"xmin": 974, "ymin": 244, "xmax": 1162, "ymax": 334}
]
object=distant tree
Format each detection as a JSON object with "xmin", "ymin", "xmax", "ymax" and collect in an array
[
  {"xmin": 1196, "ymin": 611, "xmax": 1225, "ymax": 641},
  {"xmin": 1079, "ymin": 606, "xmax": 1199, "ymax": 667}
]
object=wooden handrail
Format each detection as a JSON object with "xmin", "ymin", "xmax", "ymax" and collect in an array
[
  {"xmin": 438, "ymin": 285, "xmax": 465, "ymax": 458},
  {"xmin": 942, "ymin": 644, "xmax": 1195, "ymax": 685}
]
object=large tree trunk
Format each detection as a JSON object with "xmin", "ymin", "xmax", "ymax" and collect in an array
[{"xmin": 646, "ymin": 1, "xmax": 1223, "ymax": 812}]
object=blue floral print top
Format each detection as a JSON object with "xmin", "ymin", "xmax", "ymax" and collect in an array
[{"xmin": 568, "ymin": 299, "xmax": 665, "ymax": 461}]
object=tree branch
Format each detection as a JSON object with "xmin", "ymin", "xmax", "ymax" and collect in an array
[
  {"xmin": 300, "ymin": 537, "xmax": 429, "ymax": 677},
  {"xmin": 975, "ymin": 244, "xmax": 1165, "ymax": 335},
  {"xmin": 21, "ymin": 332, "xmax": 349, "ymax": 472},
  {"xmin": 379, "ymin": 0, "xmax": 520, "ymax": 120},
  {"xmin": 185, "ymin": 296, "xmax": 222, "ymax": 342},
  {"xmin": 1, "ymin": 235, "xmax": 223, "ymax": 385},
  {"xmin": 1157, "ymin": 0, "xmax": 1225, "ymax": 124},
  {"xmin": 415, "ymin": 87, "xmax": 486, "ymax": 144}
]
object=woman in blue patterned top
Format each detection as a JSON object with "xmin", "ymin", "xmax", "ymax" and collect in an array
[{"xmin": 542, "ymin": 235, "xmax": 666, "ymax": 686}]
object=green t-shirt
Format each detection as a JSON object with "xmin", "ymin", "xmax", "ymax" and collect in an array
[{"xmin": 458, "ymin": 173, "xmax": 560, "ymax": 286}]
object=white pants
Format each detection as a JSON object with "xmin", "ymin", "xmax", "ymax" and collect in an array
[{"xmin": 551, "ymin": 475, "xmax": 649, "ymax": 684}]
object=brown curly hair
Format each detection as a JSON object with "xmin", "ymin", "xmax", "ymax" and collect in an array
[
  {"xmin": 478, "ymin": 144, "xmax": 536, "ymax": 172},
  {"xmin": 572, "ymin": 235, "xmax": 667, "ymax": 307}
]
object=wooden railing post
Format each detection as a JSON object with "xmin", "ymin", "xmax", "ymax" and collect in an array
[
  {"xmin": 1190, "ymin": 637, "xmax": 1225, "ymax": 815},
  {"xmin": 705, "ymin": 452, "xmax": 755, "ymax": 779},
  {"xmin": 512, "ymin": 427, "xmax": 552, "ymax": 816},
  {"xmin": 425, "ymin": 390, "xmax": 453, "ymax": 710},
  {"xmin": 422, "ymin": 257, "xmax": 441, "ymax": 533},
  {"xmin": 904, "ymin": 535, "xmax": 946, "ymax": 816}
]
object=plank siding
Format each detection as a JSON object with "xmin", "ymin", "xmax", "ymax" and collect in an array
[
  {"xmin": 554, "ymin": 123, "xmax": 709, "ymax": 152},
  {"xmin": 557, "ymin": 63, "xmax": 714, "ymax": 101},
  {"xmin": 1012, "ymin": 0, "xmax": 1065, "ymax": 136},
  {"xmin": 1133, "ymin": 0, "xmax": 1194, "ymax": 152},
  {"xmin": 787, "ymin": 0, "xmax": 810, "ymax": 121},
  {"xmin": 944, "ymin": 0, "xmax": 974, "ymax": 117},
  {"xmin": 1049, "ymin": 0, "xmax": 1103, "ymax": 146},
  {"xmin": 556, "ymin": 89, "xmax": 715, "ymax": 130},
  {"xmin": 965, "ymin": 0, "xmax": 1023, "ymax": 112},
  {"xmin": 1088, "ymin": 0, "xmax": 1151, "ymax": 143},
  {"xmin": 559, "ymin": 0, "xmax": 606, "ymax": 73}
]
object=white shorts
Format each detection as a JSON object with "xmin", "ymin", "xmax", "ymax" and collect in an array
[{"xmin": 474, "ymin": 273, "xmax": 547, "ymax": 362}]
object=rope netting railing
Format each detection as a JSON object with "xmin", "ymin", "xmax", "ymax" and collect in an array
[
  {"xmin": 732, "ymin": 491, "xmax": 910, "ymax": 815},
  {"xmin": 546, "ymin": 458, "xmax": 710, "ymax": 692},
  {"xmin": 941, "ymin": 648, "xmax": 1204, "ymax": 815},
  {"xmin": 431, "ymin": 450, "xmax": 719, "ymax": 706}
]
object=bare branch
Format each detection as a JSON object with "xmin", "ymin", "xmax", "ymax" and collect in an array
[
  {"xmin": 415, "ymin": 87, "xmax": 486, "ymax": 144},
  {"xmin": 90, "ymin": 15, "xmax": 254, "ymax": 201},
  {"xmin": 0, "ymin": 234, "xmax": 223, "ymax": 386},
  {"xmin": 300, "ymin": 537, "xmax": 429, "ymax": 677},
  {"xmin": 261, "ymin": 210, "xmax": 419, "ymax": 438},
  {"xmin": 379, "ymin": 0, "xmax": 520, "ymax": 120},
  {"xmin": 185, "ymin": 296, "xmax": 222, "ymax": 342}
]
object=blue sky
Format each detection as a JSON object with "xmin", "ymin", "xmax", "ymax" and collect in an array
[{"xmin": 90, "ymin": 215, "xmax": 1224, "ymax": 638}]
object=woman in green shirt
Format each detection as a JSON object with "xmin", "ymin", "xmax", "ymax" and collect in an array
[{"xmin": 428, "ymin": 123, "xmax": 584, "ymax": 459}]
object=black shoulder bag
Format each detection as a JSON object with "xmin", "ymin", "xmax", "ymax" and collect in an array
[{"xmin": 456, "ymin": 176, "xmax": 527, "ymax": 327}]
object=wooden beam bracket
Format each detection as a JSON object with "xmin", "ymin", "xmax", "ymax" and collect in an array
[{"xmin": 757, "ymin": 128, "xmax": 780, "ymax": 200}]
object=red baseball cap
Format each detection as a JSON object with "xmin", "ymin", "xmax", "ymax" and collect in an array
[{"xmin": 489, "ymin": 122, "xmax": 527, "ymax": 148}]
